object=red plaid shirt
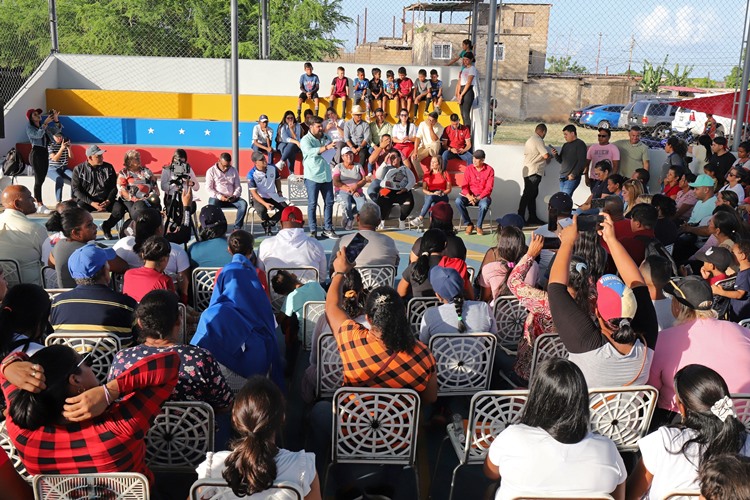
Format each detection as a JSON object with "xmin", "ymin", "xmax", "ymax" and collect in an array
[
  {"xmin": 335, "ymin": 320, "xmax": 436, "ymax": 392},
  {"xmin": 1, "ymin": 351, "xmax": 179, "ymax": 484}
]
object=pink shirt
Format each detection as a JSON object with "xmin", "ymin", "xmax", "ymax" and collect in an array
[
  {"xmin": 647, "ymin": 318, "xmax": 750, "ymax": 412},
  {"xmin": 586, "ymin": 144, "xmax": 620, "ymax": 178},
  {"xmin": 206, "ymin": 164, "xmax": 242, "ymax": 199}
]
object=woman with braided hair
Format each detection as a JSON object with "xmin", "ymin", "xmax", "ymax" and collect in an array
[{"xmin": 196, "ymin": 375, "xmax": 321, "ymax": 499}]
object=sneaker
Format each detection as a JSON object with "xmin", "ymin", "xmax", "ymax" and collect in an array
[
  {"xmin": 310, "ymin": 231, "xmax": 317, "ymax": 239},
  {"xmin": 322, "ymin": 229, "xmax": 340, "ymax": 240},
  {"xmin": 345, "ymin": 218, "xmax": 354, "ymax": 231},
  {"xmin": 409, "ymin": 216, "xmax": 423, "ymax": 227},
  {"xmin": 399, "ymin": 220, "xmax": 407, "ymax": 230},
  {"xmin": 465, "ymin": 224, "xmax": 474, "ymax": 235},
  {"xmin": 102, "ymin": 227, "xmax": 114, "ymax": 240},
  {"xmin": 36, "ymin": 204, "xmax": 51, "ymax": 215},
  {"xmin": 377, "ymin": 221, "xmax": 385, "ymax": 231}
]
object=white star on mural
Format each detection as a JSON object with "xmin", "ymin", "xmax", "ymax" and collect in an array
[
  {"xmin": 204, "ymin": 129, "xmax": 211, "ymax": 136},
  {"xmin": 238, "ymin": 132, "xmax": 242, "ymax": 137},
  {"xmin": 147, "ymin": 127, "xmax": 155, "ymax": 134},
  {"xmin": 179, "ymin": 128, "xmax": 185, "ymax": 135}
]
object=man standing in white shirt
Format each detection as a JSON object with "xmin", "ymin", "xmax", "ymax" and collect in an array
[
  {"xmin": 0, "ymin": 185, "xmax": 47, "ymax": 285},
  {"xmin": 206, "ymin": 152, "xmax": 247, "ymax": 231},
  {"xmin": 258, "ymin": 206, "xmax": 327, "ymax": 280},
  {"xmin": 519, "ymin": 123, "xmax": 551, "ymax": 225},
  {"xmin": 412, "ymin": 111, "xmax": 444, "ymax": 165}
]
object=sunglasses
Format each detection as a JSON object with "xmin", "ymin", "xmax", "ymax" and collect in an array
[
  {"xmin": 597, "ymin": 134, "xmax": 608, "ymax": 138},
  {"xmin": 399, "ymin": 113, "xmax": 408, "ymax": 117}
]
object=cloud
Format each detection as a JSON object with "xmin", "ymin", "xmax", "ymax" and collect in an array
[{"xmin": 635, "ymin": 5, "xmax": 719, "ymax": 47}]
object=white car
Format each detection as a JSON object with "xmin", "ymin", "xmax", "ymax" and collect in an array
[{"xmin": 672, "ymin": 107, "xmax": 732, "ymax": 136}]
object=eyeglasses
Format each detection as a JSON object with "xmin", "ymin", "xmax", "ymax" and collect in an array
[
  {"xmin": 400, "ymin": 113, "xmax": 408, "ymax": 117},
  {"xmin": 597, "ymin": 134, "xmax": 608, "ymax": 138},
  {"xmin": 728, "ymin": 172, "xmax": 737, "ymax": 177}
]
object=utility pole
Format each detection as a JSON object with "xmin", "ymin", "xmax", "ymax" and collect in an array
[
  {"xmin": 363, "ymin": 8, "xmax": 368, "ymax": 44},
  {"xmin": 48, "ymin": 0, "xmax": 59, "ymax": 53},
  {"xmin": 627, "ymin": 35, "xmax": 635, "ymax": 75},
  {"xmin": 595, "ymin": 33, "xmax": 602, "ymax": 75},
  {"xmin": 356, "ymin": 15, "xmax": 360, "ymax": 47}
]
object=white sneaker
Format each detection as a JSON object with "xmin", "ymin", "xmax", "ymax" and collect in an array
[
  {"xmin": 399, "ymin": 220, "xmax": 407, "ymax": 230},
  {"xmin": 345, "ymin": 218, "xmax": 354, "ymax": 231},
  {"xmin": 409, "ymin": 216, "xmax": 423, "ymax": 227},
  {"xmin": 36, "ymin": 204, "xmax": 51, "ymax": 214},
  {"xmin": 377, "ymin": 221, "xmax": 385, "ymax": 231}
]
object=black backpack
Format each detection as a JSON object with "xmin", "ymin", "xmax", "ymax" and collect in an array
[
  {"xmin": 2, "ymin": 148, "xmax": 24, "ymax": 177},
  {"xmin": 635, "ymin": 235, "xmax": 679, "ymax": 276}
]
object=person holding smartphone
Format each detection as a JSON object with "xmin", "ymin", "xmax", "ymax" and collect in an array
[{"xmin": 48, "ymin": 133, "xmax": 73, "ymax": 203}]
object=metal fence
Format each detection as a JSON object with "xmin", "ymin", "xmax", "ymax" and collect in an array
[{"xmin": 0, "ymin": 0, "xmax": 748, "ymax": 114}]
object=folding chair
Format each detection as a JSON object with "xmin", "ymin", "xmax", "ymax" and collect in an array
[
  {"xmin": 428, "ymin": 333, "xmax": 497, "ymax": 396},
  {"xmin": 46, "ymin": 287, "xmax": 73, "ymax": 299},
  {"xmin": 588, "ymin": 385, "xmax": 658, "ymax": 452},
  {"xmin": 41, "ymin": 264, "xmax": 58, "ymax": 288},
  {"xmin": 732, "ymin": 393, "xmax": 750, "ymax": 432},
  {"xmin": 189, "ymin": 478, "xmax": 303, "ymax": 500},
  {"xmin": 0, "ymin": 421, "xmax": 29, "ymax": 481},
  {"xmin": 0, "ymin": 258, "xmax": 21, "ymax": 287},
  {"xmin": 432, "ymin": 390, "xmax": 529, "ymax": 500},
  {"xmin": 301, "ymin": 300, "xmax": 326, "ymax": 351},
  {"xmin": 192, "ymin": 267, "xmax": 221, "ymax": 312},
  {"xmin": 286, "ymin": 179, "xmax": 322, "ymax": 221},
  {"xmin": 316, "ymin": 332, "xmax": 344, "ymax": 399},
  {"xmin": 356, "ymin": 265, "xmax": 397, "ymax": 290},
  {"xmin": 111, "ymin": 272, "xmax": 125, "ymax": 292},
  {"xmin": 45, "ymin": 332, "xmax": 122, "ymax": 384},
  {"xmin": 267, "ymin": 266, "xmax": 319, "ymax": 313},
  {"xmin": 457, "ymin": 205, "xmax": 493, "ymax": 232},
  {"xmin": 528, "ymin": 334, "xmax": 569, "ymax": 383},
  {"xmin": 145, "ymin": 401, "xmax": 215, "ymax": 473},
  {"xmin": 407, "ymin": 297, "xmax": 441, "ymax": 336},
  {"xmin": 493, "ymin": 296, "xmax": 528, "ymax": 355},
  {"xmin": 33, "ymin": 472, "xmax": 150, "ymax": 500}
]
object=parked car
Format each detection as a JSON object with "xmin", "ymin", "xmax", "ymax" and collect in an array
[
  {"xmin": 628, "ymin": 99, "xmax": 679, "ymax": 138},
  {"xmin": 618, "ymin": 101, "xmax": 635, "ymax": 129},
  {"xmin": 672, "ymin": 107, "xmax": 732, "ymax": 137},
  {"xmin": 569, "ymin": 104, "xmax": 602, "ymax": 123},
  {"xmin": 579, "ymin": 104, "xmax": 625, "ymax": 129}
]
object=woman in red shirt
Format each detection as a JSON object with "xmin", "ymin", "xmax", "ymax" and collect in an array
[
  {"xmin": 123, "ymin": 235, "xmax": 176, "ymax": 302},
  {"xmin": 410, "ymin": 156, "xmax": 452, "ymax": 227},
  {"xmin": 662, "ymin": 165, "xmax": 682, "ymax": 199}
]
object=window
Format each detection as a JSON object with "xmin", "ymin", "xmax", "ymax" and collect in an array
[
  {"xmin": 432, "ymin": 43, "xmax": 452, "ymax": 60},
  {"xmin": 494, "ymin": 43, "xmax": 505, "ymax": 61},
  {"xmin": 513, "ymin": 12, "xmax": 535, "ymax": 27}
]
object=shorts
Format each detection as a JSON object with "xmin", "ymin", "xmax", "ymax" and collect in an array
[
  {"xmin": 354, "ymin": 90, "xmax": 371, "ymax": 102},
  {"xmin": 394, "ymin": 142, "xmax": 415, "ymax": 159},
  {"xmin": 299, "ymin": 91, "xmax": 319, "ymax": 100},
  {"xmin": 331, "ymin": 92, "xmax": 348, "ymax": 98},
  {"xmin": 398, "ymin": 92, "xmax": 412, "ymax": 99},
  {"xmin": 429, "ymin": 91, "xmax": 440, "ymax": 100}
]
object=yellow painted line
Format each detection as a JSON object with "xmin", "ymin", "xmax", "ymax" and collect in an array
[{"xmin": 384, "ymin": 230, "xmax": 485, "ymax": 262}]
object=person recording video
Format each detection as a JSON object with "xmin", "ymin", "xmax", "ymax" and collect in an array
[{"xmin": 160, "ymin": 149, "xmax": 199, "ymax": 204}]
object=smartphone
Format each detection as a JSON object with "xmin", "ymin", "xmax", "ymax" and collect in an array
[
  {"xmin": 345, "ymin": 233, "xmax": 369, "ymax": 263},
  {"xmin": 542, "ymin": 237, "xmax": 561, "ymax": 250},
  {"xmin": 548, "ymin": 207, "xmax": 559, "ymax": 232},
  {"xmin": 590, "ymin": 198, "xmax": 606, "ymax": 210},
  {"xmin": 578, "ymin": 214, "xmax": 604, "ymax": 232}
]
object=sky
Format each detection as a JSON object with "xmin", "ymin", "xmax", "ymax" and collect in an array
[{"xmin": 333, "ymin": 0, "xmax": 748, "ymax": 80}]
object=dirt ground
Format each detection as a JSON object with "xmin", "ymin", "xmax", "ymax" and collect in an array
[{"xmin": 492, "ymin": 120, "xmax": 631, "ymax": 146}]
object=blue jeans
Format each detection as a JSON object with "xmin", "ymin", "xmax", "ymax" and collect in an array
[
  {"xmin": 53, "ymin": 166, "xmax": 71, "ymax": 203},
  {"xmin": 336, "ymin": 191, "xmax": 366, "ymax": 220},
  {"xmin": 207, "ymin": 197, "xmax": 249, "ymax": 229},
  {"xmin": 367, "ymin": 179, "xmax": 381, "ymax": 201},
  {"xmin": 455, "ymin": 195, "xmax": 491, "ymax": 227},
  {"xmin": 442, "ymin": 149, "xmax": 473, "ymax": 166},
  {"xmin": 559, "ymin": 177, "xmax": 581, "ymax": 197},
  {"xmin": 304, "ymin": 179, "xmax": 334, "ymax": 232},
  {"xmin": 278, "ymin": 142, "xmax": 300, "ymax": 173},
  {"xmin": 252, "ymin": 145, "xmax": 274, "ymax": 164},
  {"xmin": 420, "ymin": 194, "xmax": 449, "ymax": 217}
]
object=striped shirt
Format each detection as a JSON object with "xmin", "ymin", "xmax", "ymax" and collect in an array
[
  {"xmin": 48, "ymin": 141, "xmax": 69, "ymax": 169},
  {"xmin": 50, "ymin": 284, "xmax": 138, "ymax": 346}
]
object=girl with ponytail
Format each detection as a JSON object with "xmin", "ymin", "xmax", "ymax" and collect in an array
[
  {"xmin": 627, "ymin": 364, "xmax": 750, "ymax": 500},
  {"xmin": 398, "ymin": 228, "xmax": 447, "ymax": 298},
  {"xmin": 196, "ymin": 376, "xmax": 321, "ymax": 499},
  {"xmin": 419, "ymin": 266, "xmax": 497, "ymax": 344}
]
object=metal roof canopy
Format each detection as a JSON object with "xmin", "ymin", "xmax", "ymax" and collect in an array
[{"xmin": 403, "ymin": 2, "xmax": 477, "ymax": 13}]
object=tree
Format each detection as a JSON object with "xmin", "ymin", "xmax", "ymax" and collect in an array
[
  {"xmin": 664, "ymin": 63, "xmax": 694, "ymax": 86},
  {"xmin": 546, "ymin": 56, "xmax": 587, "ymax": 74},
  {"xmin": 0, "ymin": 0, "xmax": 50, "ymax": 76},
  {"xmin": 640, "ymin": 56, "xmax": 668, "ymax": 93},
  {"xmin": 726, "ymin": 65, "xmax": 743, "ymax": 89},
  {"xmin": 690, "ymin": 76, "xmax": 716, "ymax": 89}
]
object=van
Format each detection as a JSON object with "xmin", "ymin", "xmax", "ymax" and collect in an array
[{"xmin": 628, "ymin": 99, "xmax": 679, "ymax": 137}]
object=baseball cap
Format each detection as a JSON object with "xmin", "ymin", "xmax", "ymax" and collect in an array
[
  {"xmin": 473, "ymin": 150, "xmax": 486, "ymax": 159},
  {"xmin": 549, "ymin": 192, "xmax": 573, "ymax": 214},
  {"xmin": 86, "ymin": 145, "xmax": 106, "ymax": 157},
  {"xmin": 689, "ymin": 174, "xmax": 715, "ymax": 188},
  {"xmin": 495, "ymin": 213, "xmax": 525, "ymax": 230},
  {"xmin": 596, "ymin": 274, "xmax": 638, "ymax": 321},
  {"xmin": 341, "ymin": 146, "xmax": 354, "ymax": 155},
  {"xmin": 68, "ymin": 244, "xmax": 116, "ymax": 280},
  {"xmin": 429, "ymin": 201, "xmax": 453, "ymax": 222},
  {"xmin": 695, "ymin": 246, "xmax": 733, "ymax": 273},
  {"xmin": 429, "ymin": 266, "xmax": 464, "ymax": 301},
  {"xmin": 664, "ymin": 275, "xmax": 714, "ymax": 310},
  {"xmin": 26, "ymin": 108, "xmax": 43, "ymax": 121},
  {"xmin": 280, "ymin": 206, "xmax": 303, "ymax": 223},
  {"xmin": 259, "ymin": 114, "xmax": 269, "ymax": 122},
  {"xmin": 199, "ymin": 205, "xmax": 227, "ymax": 229}
]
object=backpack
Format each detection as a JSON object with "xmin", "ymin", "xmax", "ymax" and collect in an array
[
  {"xmin": 2, "ymin": 148, "xmax": 24, "ymax": 177},
  {"xmin": 635, "ymin": 235, "xmax": 679, "ymax": 276}
]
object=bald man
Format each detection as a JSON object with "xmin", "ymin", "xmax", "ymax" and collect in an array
[{"xmin": 0, "ymin": 185, "xmax": 47, "ymax": 285}]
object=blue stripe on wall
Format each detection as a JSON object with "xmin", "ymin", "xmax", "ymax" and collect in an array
[{"xmin": 57, "ymin": 117, "xmax": 279, "ymax": 148}]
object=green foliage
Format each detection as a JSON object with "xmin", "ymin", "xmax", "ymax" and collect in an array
[
  {"xmin": 546, "ymin": 55, "xmax": 587, "ymax": 74},
  {"xmin": 640, "ymin": 56, "xmax": 668, "ymax": 93},
  {"xmin": 0, "ymin": 0, "xmax": 49, "ymax": 75},
  {"xmin": 664, "ymin": 63, "xmax": 694, "ymax": 86},
  {"xmin": 726, "ymin": 66, "xmax": 744, "ymax": 89},
  {"xmin": 689, "ymin": 76, "xmax": 716, "ymax": 88}
]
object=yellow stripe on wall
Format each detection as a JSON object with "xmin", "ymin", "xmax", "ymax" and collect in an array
[{"xmin": 46, "ymin": 89, "xmax": 462, "ymax": 124}]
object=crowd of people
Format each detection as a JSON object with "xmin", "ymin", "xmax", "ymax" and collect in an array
[{"xmin": 3, "ymin": 91, "xmax": 750, "ymax": 498}]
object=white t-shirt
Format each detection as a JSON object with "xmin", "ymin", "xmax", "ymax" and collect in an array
[
  {"xmin": 459, "ymin": 65, "xmax": 478, "ymax": 86},
  {"xmin": 488, "ymin": 424, "xmax": 626, "ymax": 500},
  {"xmin": 719, "ymin": 182, "xmax": 745, "ymax": 202},
  {"xmin": 323, "ymin": 119, "xmax": 345, "ymax": 143},
  {"xmin": 195, "ymin": 449, "xmax": 316, "ymax": 499},
  {"xmin": 638, "ymin": 427, "xmax": 750, "ymax": 500},
  {"xmin": 652, "ymin": 298, "xmax": 676, "ymax": 331},
  {"xmin": 113, "ymin": 236, "xmax": 190, "ymax": 275},
  {"xmin": 392, "ymin": 122, "xmax": 415, "ymax": 141}
]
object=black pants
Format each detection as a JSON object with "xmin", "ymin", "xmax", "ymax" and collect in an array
[
  {"xmin": 518, "ymin": 174, "xmax": 542, "ymax": 220},
  {"xmin": 29, "ymin": 145, "xmax": 48, "ymax": 203},
  {"xmin": 376, "ymin": 189, "xmax": 414, "ymax": 221},
  {"xmin": 459, "ymin": 85, "xmax": 474, "ymax": 130},
  {"xmin": 253, "ymin": 197, "xmax": 287, "ymax": 224}
]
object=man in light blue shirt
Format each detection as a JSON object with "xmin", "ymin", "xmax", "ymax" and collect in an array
[
  {"xmin": 687, "ymin": 174, "xmax": 717, "ymax": 226},
  {"xmin": 300, "ymin": 116, "xmax": 339, "ymax": 240}
]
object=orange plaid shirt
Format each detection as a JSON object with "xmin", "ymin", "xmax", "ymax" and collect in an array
[{"xmin": 336, "ymin": 319, "xmax": 436, "ymax": 392}]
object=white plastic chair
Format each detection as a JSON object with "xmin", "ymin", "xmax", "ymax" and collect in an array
[
  {"xmin": 432, "ymin": 390, "xmax": 529, "ymax": 500},
  {"xmin": 219, "ymin": 363, "xmax": 248, "ymax": 396},
  {"xmin": 111, "ymin": 272, "xmax": 125, "ymax": 292},
  {"xmin": 0, "ymin": 420, "xmax": 29, "ymax": 481},
  {"xmin": 588, "ymin": 385, "xmax": 658, "ymax": 452},
  {"xmin": 356, "ymin": 265, "xmax": 397, "ymax": 290},
  {"xmin": 732, "ymin": 393, "xmax": 750, "ymax": 432},
  {"xmin": 407, "ymin": 296, "xmax": 441, "ymax": 335},
  {"xmin": 428, "ymin": 333, "xmax": 497, "ymax": 396},
  {"xmin": 189, "ymin": 478, "xmax": 304, "ymax": 499},
  {"xmin": 33, "ymin": 472, "xmax": 150, "ymax": 500},
  {"xmin": 528, "ymin": 333, "xmax": 569, "ymax": 382},
  {"xmin": 145, "ymin": 401, "xmax": 215, "ymax": 473},
  {"xmin": 301, "ymin": 300, "xmax": 326, "ymax": 351},
  {"xmin": 492, "ymin": 296, "xmax": 527, "ymax": 355},
  {"xmin": 45, "ymin": 332, "xmax": 122, "ymax": 384},
  {"xmin": 192, "ymin": 267, "xmax": 221, "ymax": 312},
  {"xmin": 267, "ymin": 267, "xmax": 320, "ymax": 313},
  {"xmin": 0, "ymin": 258, "xmax": 21, "ymax": 287},
  {"xmin": 456, "ymin": 205, "xmax": 493, "ymax": 232},
  {"xmin": 46, "ymin": 287, "xmax": 73, "ymax": 299},
  {"xmin": 41, "ymin": 264, "xmax": 58, "ymax": 288},
  {"xmin": 286, "ymin": 179, "xmax": 322, "ymax": 221},
  {"xmin": 326, "ymin": 387, "xmax": 421, "ymax": 498},
  {"xmin": 316, "ymin": 332, "xmax": 344, "ymax": 399}
]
